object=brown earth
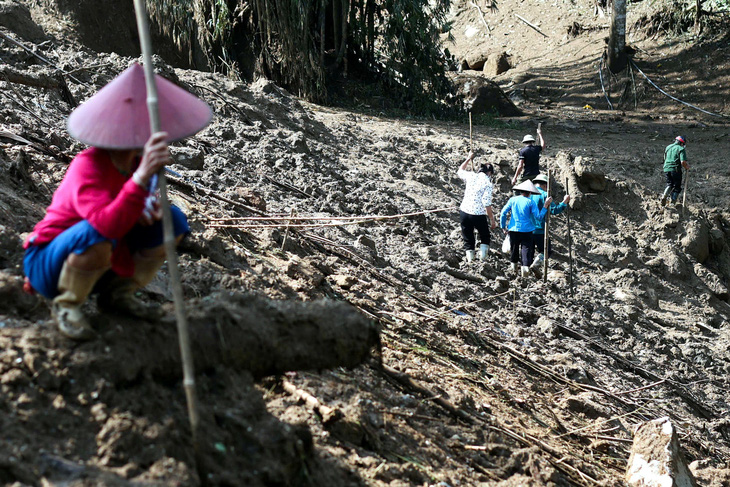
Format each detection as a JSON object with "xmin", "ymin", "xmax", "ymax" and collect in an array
[{"xmin": 1, "ymin": 0, "xmax": 730, "ymax": 486}]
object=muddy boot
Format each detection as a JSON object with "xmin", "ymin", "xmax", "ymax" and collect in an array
[
  {"xmin": 660, "ymin": 187, "xmax": 671, "ymax": 206},
  {"xmin": 521, "ymin": 266, "xmax": 531, "ymax": 278},
  {"xmin": 478, "ymin": 244, "xmax": 489, "ymax": 261},
  {"xmin": 97, "ymin": 255, "xmax": 165, "ymax": 320},
  {"xmin": 510, "ymin": 262, "xmax": 519, "ymax": 274},
  {"xmin": 53, "ymin": 262, "xmax": 107, "ymax": 340},
  {"xmin": 465, "ymin": 250, "xmax": 475, "ymax": 263}
]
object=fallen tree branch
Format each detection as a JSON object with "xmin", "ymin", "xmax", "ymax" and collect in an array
[
  {"xmin": 470, "ymin": 1, "xmax": 491, "ymax": 34},
  {"xmin": 515, "ymin": 14, "xmax": 548, "ymax": 37}
]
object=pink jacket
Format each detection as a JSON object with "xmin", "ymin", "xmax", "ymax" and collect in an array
[{"xmin": 25, "ymin": 147, "xmax": 149, "ymax": 277}]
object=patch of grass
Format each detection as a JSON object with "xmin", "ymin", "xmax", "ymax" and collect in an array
[{"xmin": 472, "ymin": 110, "xmax": 521, "ymax": 129}]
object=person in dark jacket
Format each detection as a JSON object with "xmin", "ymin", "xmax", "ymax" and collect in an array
[{"xmin": 511, "ymin": 127, "xmax": 546, "ymax": 185}]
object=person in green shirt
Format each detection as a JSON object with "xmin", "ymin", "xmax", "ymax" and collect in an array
[{"xmin": 661, "ymin": 135, "xmax": 690, "ymax": 206}]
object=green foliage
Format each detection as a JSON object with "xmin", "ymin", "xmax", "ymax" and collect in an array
[
  {"xmin": 472, "ymin": 110, "xmax": 519, "ymax": 129},
  {"xmin": 146, "ymin": 0, "xmax": 456, "ymax": 112},
  {"xmin": 146, "ymin": 0, "xmax": 195, "ymax": 53},
  {"xmin": 635, "ymin": 0, "xmax": 730, "ymax": 36}
]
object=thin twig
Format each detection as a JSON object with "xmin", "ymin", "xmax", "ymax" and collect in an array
[
  {"xmin": 515, "ymin": 14, "xmax": 548, "ymax": 37},
  {"xmin": 615, "ymin": 379, "xmax": 666, "ymax": 396},
  {"xmin": 206, "ymin": 206, "xmax": 456, "ymax": 222}
]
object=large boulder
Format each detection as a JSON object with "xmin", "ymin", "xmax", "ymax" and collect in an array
[
  {"xmin": 452, "ymin": 75, "xmax": 522, "ymax": 116},
  {"xmin": 461, "ymin": 50, "xmax": 490, "ymax": 71},
  {"xmin": 483, "ymin": 52, "xmax": 512, "ymax": 76},
  {"xmin": 626, "ymin": 417, "xmax": 697, "ymax": 487}
]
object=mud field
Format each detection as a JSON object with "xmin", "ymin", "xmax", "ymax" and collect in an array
[{"xmin": 1, "ymin": 0, "xmax": 730, "ymax": 485}]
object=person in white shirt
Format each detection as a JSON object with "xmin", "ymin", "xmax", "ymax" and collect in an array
[{"xmin": 458, "ymin": 151, "xmax": 497, "ymax": 262}]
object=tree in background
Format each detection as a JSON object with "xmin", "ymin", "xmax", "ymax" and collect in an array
[
  {"xmin": 607, "ymin": 0, "xmax": 627, "ymax": 73},
  {"xmin": 147, "ymin": 0, "xmax": 454, "ymax": 112}
]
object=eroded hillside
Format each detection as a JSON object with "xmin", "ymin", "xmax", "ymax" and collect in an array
[{"xmin": 1, "ymin": 0, "xmax": 730, "ymax": 485}]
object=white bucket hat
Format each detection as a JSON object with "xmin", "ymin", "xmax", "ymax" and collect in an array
[
  {"xmin": 532, "ymin": 174, "xmax": 549, "ymax": 184},
  {"xmin": 522, "ymin": 134, "xmax": 536, "ymax": 143}
]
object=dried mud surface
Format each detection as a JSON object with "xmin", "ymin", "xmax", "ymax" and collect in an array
[{"xmin": 1, "ymin": 0, "xmax": 730, "ymax": 486}]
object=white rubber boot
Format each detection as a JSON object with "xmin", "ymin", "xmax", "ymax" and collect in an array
[
  {"xmin": 465, "ymin": 250, "xmax": 475, "ymax": 263},
  {"xmin": 53, "ymin": 261, "xmax": 107, "ymax": 340},
  {"xmin": 521, "ymin": 266, "xmax": 531, "ymax": 278},
  {"xmin": 510, "ymin": 262, "xmax": 519, "ymax": 273},
  {"xmin": 479, "ymin": 244, "xmax": 489, "ymax": 261}
]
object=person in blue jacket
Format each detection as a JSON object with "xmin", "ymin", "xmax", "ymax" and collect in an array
[
  {"xmin": 500, "ymin": 180, "xmax": 552, "ymax": 278},
  {"xmin": 530, "ymin": 174, "xmax": 570, "ymax": 266}
]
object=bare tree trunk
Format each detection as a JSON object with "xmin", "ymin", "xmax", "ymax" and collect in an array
[
  {"xmin": 335, "ymin": 0, "xmax": 348, "ymax": 70},
  {"xmin": 366, "ymin": 0, "xmax": 375, "ymax": 64},
  {"xmin": 694, "ymin": 0, "xmax": 702, "ymax": 35},
  {"xmin": 607, "ymin": 0, "xmax": 627, "ymax": 73},
  {"xmin": 333, "ymin": 0, "xmax": 341, "ymax": 53},
  {"xmin": 319, "ymin": 0, "xmax": 326, "ymax": 67}
]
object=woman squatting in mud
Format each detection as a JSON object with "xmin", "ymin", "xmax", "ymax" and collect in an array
[
  {"xmin": 500, "ymin": 180, "xmax": 552, "ymax": 278},
  {"xmin": 23, "ymin": 64, "xmax": 212, "ymax": 340},
  {"xmin": 457, "ymin": 151, "xmax": 497, "ymax": 263}
]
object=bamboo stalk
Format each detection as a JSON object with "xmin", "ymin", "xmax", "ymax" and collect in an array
[
  {"xmin": 682, "ymin": 169, "xmax": 689, "ymax": 217},
  {"xmin": 206, "ymin": 206, "xmax": 456, "ymax": 223},
  {"xmin": 566, "ymin": 177, "xmax": 574, "ymax": 297},
  {"xmin": 132, "ymin": 1, "xmax": 205, "ymax": 483},
  {"xmin": 543, "ymin": 168, "xmax": 550, "ymax": 282},
  {"xmin": 281, "ymin": 208, "xmax": 295, "ymax": 250},
  {"xmin": 469, "ymin": 112, "xmax": 476, "ymax": 171}
]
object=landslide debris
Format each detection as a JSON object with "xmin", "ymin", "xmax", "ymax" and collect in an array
[{"xmin": 1, "ymin": 2, "xmax": 730, "ymax": 486}]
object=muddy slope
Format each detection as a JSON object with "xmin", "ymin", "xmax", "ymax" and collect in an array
[{"xmin": 2, "ymin": 1, "xmax": 730, "ymax": 486}]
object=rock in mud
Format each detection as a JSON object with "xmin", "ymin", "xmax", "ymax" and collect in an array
[
  {"xmin": 574, "ymin": 156, "xmax": 607, "ymax": 192},
  {"xmin": 626, "ymin": 417, "xmax": 697, "ymax": 487},
  {"xmin": 171, "ymin": 146, "xmax": 205, "ymax": 170},
  {"xmin": 693, "ymin": 264, "xmax": 729, "ymax": 301},
  {"xmin": 453, "ymin": 75, "xmax": 522, "ymax": 116},
  {"xmin": 681, "ymin": 220, "xmax": 710, "ymax": 263},
  {"xmin": 483, "ymin": 52, "xmax": 511, "ymax": 76}
]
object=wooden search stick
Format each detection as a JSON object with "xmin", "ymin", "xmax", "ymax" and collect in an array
[
  {"xmin": 682, "ymin": 169, "xmax": 689, "ymax": 217},
  {"xmin": 542, "ymin": 168, "xmax": 550, "ymax": 282},
  {"xmin": 469, "ymin": 112, "xmax": 477, "ymax": 171},
  {"xmin": 132, "ymin": 0, "xmax": 205, "ymax": 482}
]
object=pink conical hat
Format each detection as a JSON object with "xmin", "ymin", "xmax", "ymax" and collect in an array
[{"xmin": 67, "ymin": 63, "xmax": 212, "ymax": 149}]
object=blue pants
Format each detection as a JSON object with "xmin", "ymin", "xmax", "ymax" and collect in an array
[{"xmin": 24, "ymin": 207, "xmax": 189, "ymax": 299}]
